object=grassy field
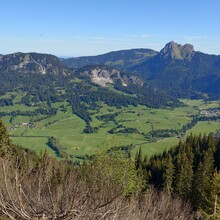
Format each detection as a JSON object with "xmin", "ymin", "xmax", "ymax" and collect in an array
[
  {"xmin": 115, "ymin": 105, "xmax": 195, "ymax": 132},
  {"xmin": 181, "ymin": 99, "xmax": 220, "ymax": 109},
  {"xmin": 12, "ymin": 136, "xmax": 55, "ymax": 155},
  {"xmin": 1, "ymin": 93, "xmax": 220, "ymax": 159},
  {"xmin": 186, "ymin": 121, "xmax": 220, "ymax": 136},
  {"xmin": 133, "ymin": 137, "xmax": 180, "ymax": 158}
]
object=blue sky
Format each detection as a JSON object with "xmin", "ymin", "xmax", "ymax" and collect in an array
[{"xmin": 1, "ymin": 0, "xmax": 220, "ymax": 57}]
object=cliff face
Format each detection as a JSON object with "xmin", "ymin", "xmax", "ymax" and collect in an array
[
  {"xmin": 80, "ymin": 66, "xmax": 144, "ymax": 87},
  {"xmin": 159, "ymin": 41, "xmax": 195, "ymax": 61}
]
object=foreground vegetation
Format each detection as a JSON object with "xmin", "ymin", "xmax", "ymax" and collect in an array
[
  {"xmin": 1, "ymin": 120, "xmax": 220, "ymax": 219},
  {"xmin": 135, "ymin": 133, "xmax": 220, "ymax": 219},
  {"xmin": 0, "ymin": 120, "xmax": 193, "ymax": 220}
]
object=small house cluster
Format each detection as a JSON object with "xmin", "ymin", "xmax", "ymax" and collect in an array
[
  {"xmin": 8, "ymin": 122, "xmax": 38, "ymax": 130},
  {"xmin": 200, "ymin": 109, "xmax": 220, "ymax": 117}
]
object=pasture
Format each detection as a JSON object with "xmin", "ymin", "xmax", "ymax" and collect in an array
[{"xmin": 1, "ymin": 93, "xmax": 220, "ymax": 159}]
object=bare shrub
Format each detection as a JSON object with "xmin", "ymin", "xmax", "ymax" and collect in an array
[{"xmin": 0, "ymin": 151, "xmax": 194, "ymax": 220}]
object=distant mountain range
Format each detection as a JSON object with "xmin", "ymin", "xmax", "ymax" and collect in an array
[
  {"xmin": 1, "ymin": 41, "xmax": 220, "ymax": 102},
  {"xmin": 62, "ymin": 41, "xmax": 220, "ymax": 98}
]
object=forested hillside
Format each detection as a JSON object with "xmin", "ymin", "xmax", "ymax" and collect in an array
[{"xmin": 135, "ymin": 133, "xmax": 220, "ymax": 219}]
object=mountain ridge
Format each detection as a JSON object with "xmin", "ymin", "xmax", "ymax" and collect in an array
[
  {"xmin": 63, "ymin": 48, "xmax": 158, "ymax": 69},
  {"xmin": 2, "ymin": 41, "xmax": 220, "ymax": 99},
  {"xmin": 61, "ymin": 41, "xmax": 220, "ymax": 98}
]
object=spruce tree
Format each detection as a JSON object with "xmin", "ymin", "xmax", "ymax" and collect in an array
[
  {"xmin": 175, "ymin": 142, "xmax": 194, "ymax": 200},
  {"xmin": 135, "ymin": 147, "xmax": 143, "ymax": 170},
  {"xmin": 162, "ymin": 154, "xmax": 175, "ymax": 196},
  {"xmin": 193, "ymin": 148, "xmax": 215, "ymax": 213},
  {"xmin": 211, "ymin": 170, "xmax": 220, "ymax": 219},
  {"xmin": 214, "ymin": 141, "xmax": 220, "ymax": 171}
]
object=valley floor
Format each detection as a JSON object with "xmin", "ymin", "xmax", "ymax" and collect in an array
[{"xmin": 1, "ymin": 94, "xmax": 220, "ymax": 160}]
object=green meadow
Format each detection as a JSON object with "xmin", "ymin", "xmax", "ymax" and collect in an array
[
  {"xmin": 186, "ymin": 121, "xmax": 220, "ymax": 136},
  {"xmin": 1, "ymin": 93, "xmax": 220, "ymax": 159}
]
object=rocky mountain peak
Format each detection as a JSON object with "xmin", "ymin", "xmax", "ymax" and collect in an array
[{"xmin": 160, "ymin": 41, "xmax": 195, "ymax": 61}]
